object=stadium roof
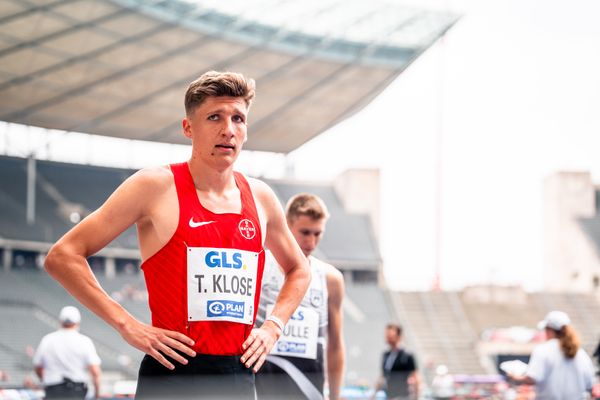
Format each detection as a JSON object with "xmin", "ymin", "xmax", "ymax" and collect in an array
[{"xmin": 0, "ymin": 0, "xmax": 458, "ymax": 153}]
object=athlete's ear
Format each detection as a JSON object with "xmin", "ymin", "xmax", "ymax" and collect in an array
[{"xmin": 182, "ymin": 118, "xmax": 192, "ymax": 139}]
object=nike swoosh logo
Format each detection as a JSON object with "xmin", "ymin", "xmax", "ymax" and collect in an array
[{"xmin": 189, "ymin": 218, "xmax": 216, "ymax": 228}]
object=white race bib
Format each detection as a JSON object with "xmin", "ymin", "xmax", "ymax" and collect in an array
[
  {"xmin": 267, "ymin": 304, "xmax": 319, "ymax": 359},
  {"xmin": 187, "ymin": 247, "xmax": 259, "ymax": 325}
]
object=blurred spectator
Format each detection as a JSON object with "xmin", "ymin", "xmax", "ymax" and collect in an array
[
  {"xmin": 508, "ymin": 311, "xmax": 595, "ymax": 399},
  {"xmin": 431, "ymin": 364, "xmax": 454, "ymax": 399},
  {"xmin": 25, "ymin": 345, "xmax": 35, "ymax": 358},
  {"xmin": 0, "ymin": 369, "xmax": 8, "ymax": 381},
  {"xmin": 23, "ymin": 375, "xmax": 41, "ymax": 390},
  {"xmin": 373, "ymin": 323, "xmax": 420, "ymax": 400},
  {"xmin": 33, "ymin": 306, "xmax": 102, "ymax": 399},
  {"xmin": 594, "ymin": 340, "xmax": 600, "ymax": 375}
]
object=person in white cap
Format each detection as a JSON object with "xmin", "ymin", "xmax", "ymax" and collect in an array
[
  {"xmin": 508, "ymin": 310, "xmax": 595, "ymax": 399},
  {"xmin": 33, "ymin": 306, "xmax": 102, "ymax": 399}
]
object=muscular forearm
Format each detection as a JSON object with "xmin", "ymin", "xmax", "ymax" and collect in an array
[
  {"xmin": 89, "ymin": 365, "xmax": 101, "ymax": 399},
  {"xmin": 45, "ymin": 248, "xmax": 198, "ymax": 370},
  {"xmin": 325, "ymin": 265, "xmax": 345, "ymax": 400},
  {"xmin": 269, "ymin": 263, "xmax": 310, "ymax": 323},
  {"xmin": 327, "ymin": 345, "xmax": 345, "ymax": 400},
  {"xmin": 45, "ymin": 244, "xmax": 135, "ymax": 333}
]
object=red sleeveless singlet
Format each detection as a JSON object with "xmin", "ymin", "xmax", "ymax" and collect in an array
[{"xmin": 141, "ymin": 162, "xmax": 265, "ymax": 355}]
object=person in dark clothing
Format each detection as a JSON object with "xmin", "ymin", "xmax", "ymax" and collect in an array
[
  {"xmin": 373, "ymin": 323, "xmax": 420, "ymax": 400},
  {"xmin": 593, "ymin": 340, "xmax": 600, "ymax": 375}
]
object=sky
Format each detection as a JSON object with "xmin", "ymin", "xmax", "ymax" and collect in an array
[
  {"xmin": 288, "ymin": 0, "xmax": 600, "ymax": 290},
  {"xmin": 2, "ymin": 0, "xmax": 600, "ymax": 291}
]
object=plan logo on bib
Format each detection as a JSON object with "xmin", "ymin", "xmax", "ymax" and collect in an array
[
  {"xmin": 238, "ymin": 219, "xmax": 256, "ymax": 240},
  {"xmin": 277, "ymin": 341, "xmax": 307, "ymax": 354},
  {"xmin": 207, "ymin": 300, "xmax": 245, "ymax": 319}
]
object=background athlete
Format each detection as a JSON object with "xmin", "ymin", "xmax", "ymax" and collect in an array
[
  {"xmin": 256, "ymin": 193, "xmax": 345, "ymax": 400},
  {"xmin": 44, "ymin": 71, "xmax": 310, "ymax": 399}
]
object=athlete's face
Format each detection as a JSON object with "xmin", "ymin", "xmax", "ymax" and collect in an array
[
  {"xmin": 182, "ymin": 96, "xmax": 248, "ymax": 168},
  {"xmin": 288, "ymin": 215, "xmax": 326, "ymax": 258}
]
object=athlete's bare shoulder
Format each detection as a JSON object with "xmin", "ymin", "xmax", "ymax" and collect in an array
[
  {"xmin": 314, "ymin": 258, "xmax": 344, "ymax": 285},
  {"xmin": 130, "ymin": 165, "xmax": 174, "ymax": 191},
  {"xmin": 119, "ymin": 165, "xmax": 175, "ymax": 203},
  {"xmin": 244, "ymin": 176, "xmax": 279, "ymax": 211},
  {"xmin": 315, "ymin": 258, "xmax": 344, "ymax": 309},
  {"xmin": 114, "ymin": 165, "xmax": 175, "ymax": 219},
  {"xmin": 245, "ymin": 176, "xmax": 272, "ymax": 196},
  {"xmin": 243, "ymin": 176, "xmax": 284, "ymax": 245}
]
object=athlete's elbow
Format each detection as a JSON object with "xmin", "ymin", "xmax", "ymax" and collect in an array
[
  {"xmin": 44, "ymin": 242, "xmax": 72, "ymax": 277},
  {"xmin": 283, "ymin": 258, "xmax": 311, "ymax": 292}
]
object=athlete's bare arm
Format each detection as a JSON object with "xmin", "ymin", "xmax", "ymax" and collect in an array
[
  {"xmin": 508, "ymin": 372, "xmax": 535, "ymax": 385},
  {"xmin": 241, "ymin": 179, "xmax": 311, "ymax": 372},
  {"xmin": 409, "ymin": 370, "xmax": 421, "ymax": 397},
  {"xmin": 371, "ymin": 377, "xmax": 385, "ymax": 400},
  {"xmin": 89, "ymin": 364, "xmax": 101, "ymax": 399},
  {"xmin": 45, "ymin": 167, "xmax": 196, "ymax": 370},
  {"xmin": 326, "ymin": 264, "xmax": 345, "ymax": 400}
]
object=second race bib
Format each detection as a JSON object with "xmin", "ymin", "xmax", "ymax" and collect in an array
[{"xmin": 267, "ymin": 304, "xmax": 319, "ymax": 359}]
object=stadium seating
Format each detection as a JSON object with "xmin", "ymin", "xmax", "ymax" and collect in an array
[
  {"xmin": 390, "ymin": 288, "xmax": 600, "ymax": 380},
  {"xmin": 0, "ymin": 269, "xmax": 144, "ymax": 389},
  {"xmin": 391, "ymin": 291, "xmax": 486, "ymax": 377},
  {"xmin": 343, "ymin": 283, "xmax": 394, "ymax": 387},
  {"xmin": 0, "ymin": 155, "xmax": 136, "ymax": 248}
]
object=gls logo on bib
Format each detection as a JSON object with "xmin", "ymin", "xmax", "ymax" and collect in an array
[{"xmin": 205, "ymin": 251, "xmax": 244, "ymax": 269}]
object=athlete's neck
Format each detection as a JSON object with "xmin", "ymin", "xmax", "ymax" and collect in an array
[{"xmin": 187, "ymin": 159, "xmax": 236, "ymax": 194}]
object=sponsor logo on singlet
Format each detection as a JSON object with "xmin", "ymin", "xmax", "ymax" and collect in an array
[
  {"xmin": 310, "ymin": 288, "xmax": 323, "ymax": 307},
  {"xmin": 238, "ymin": 219, "xmax": 256, "ymax": 240},
  {"xmin": 189, "ymin": 217, "xmax": 216, "ymax": 228}
]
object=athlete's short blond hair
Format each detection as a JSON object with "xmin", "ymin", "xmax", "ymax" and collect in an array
[
  {"xmin": 184, "ymin": 71, "xmax": 256, "ymax": 116},
  {"xmin": 285, "ymin": 193, "xmax": 330, "ymax": 223}
]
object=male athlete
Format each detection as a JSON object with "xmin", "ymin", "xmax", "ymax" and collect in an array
[
  {"xmin": 256, "ymin": 193, "xmax": 345, "ymax": 400},
  {"xmin": 44, "ymin": 71, "xmax": 311, "ymax": 399}
]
